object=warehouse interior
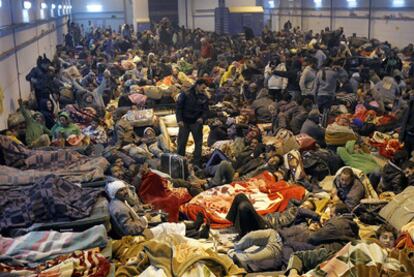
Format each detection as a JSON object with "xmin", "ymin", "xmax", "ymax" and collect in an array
[{"xmin": 0, "ymin": 0, "xmax": 414, "ymax": 276}]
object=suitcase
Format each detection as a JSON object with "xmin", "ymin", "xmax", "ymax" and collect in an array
[{"xmin": 160, "ymin": 153, "xmax": 189, "ymax": 179}]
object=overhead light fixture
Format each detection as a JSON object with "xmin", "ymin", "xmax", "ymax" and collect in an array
[
  {"xmin": 58, "ymin": 4, "xmax": 62, "ymax": 9},
  {"xmin": 41, "ymin": 2, "xmax": 47, "ymax": 9},
  {"xmin": 51, "ymin": 3, "xmax": 56, "ymax": 9},
  {"xmin": 23, "ymin": 1, "xmax": 32, "ymax": 9},
  {"xmin": 87, "ymin": 4, "xmax": 103, "ymax": 12},
  {"xmin": 0, "ymin": 0, "xmax": 2, "ymax": 8},
  {"xmin": 347, "ymin": 0, "xmax": 357, "ymax": 8},
  {"xmin": 314, "ymin": 0, "xmax": 322, "ymax": 8},
  {"xmin": 393, "ymin": 0, "xmax": 405, "ymax": 7}
]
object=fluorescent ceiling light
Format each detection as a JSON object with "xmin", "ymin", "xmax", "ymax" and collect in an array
[
  {"xmin": 23, "ymin": 1, "xmax": 32, "ymax": 9},
  {"xmin": 393, "ymin": 0, "xmax": 405, "ymax": 7},
  {"xmin": 86, "ymin": 4, "xmax": 103, "ymax": 12},
  {"xmin": 314, "ymin": 0, "xmax": 322, "ymax": 8},
  {"xmin": 347, "ymin": 0, "xmax": 357, "ymax": 8},
  {"xmin": 41, "ymin": 2, "xmax": 47, "ymax": 9}
]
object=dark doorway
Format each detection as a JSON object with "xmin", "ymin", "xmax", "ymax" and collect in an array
[{"xmin": 148, "ymin": 0, "xmax": 179, "ymax": 25}]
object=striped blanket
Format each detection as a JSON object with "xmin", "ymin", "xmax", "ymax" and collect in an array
[
  {"xmin": 0, "ymin": 225, "xmax": 108, "ymax": 267},
  {"xmin": 0, "ymin": 135, "xmax": 109, "ymax": 184},
  {"xmin": 0, "ymin": 175, "xmax": 103, "ymax": 232}
]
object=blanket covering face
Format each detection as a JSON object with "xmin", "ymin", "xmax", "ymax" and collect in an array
[
  {"xmin": 181, "ymin": 171, "xmax": 306, "ymax": 229},
  {"xmin": 0, "ymin": 135, "xmax": 109, "ymax": 184},
  {"xmin": 0, "ymin": 175, "xmax": 103, "ymax": 232},
  {"xmin": 0, "ymin": 225, "xmax": 108, "ymax": 267}
]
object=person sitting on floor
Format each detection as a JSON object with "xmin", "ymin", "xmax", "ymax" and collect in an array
[
  {"xmin": 51, "ymin": 111, "xmax": 81, "ymax": 140},
  {"xmin": 106, "ymin": 180, "xmax": 210, "ymax": 239},
  {"xmin": 18, "ymin": 99, "xmax": 51, "ymax": 148}
]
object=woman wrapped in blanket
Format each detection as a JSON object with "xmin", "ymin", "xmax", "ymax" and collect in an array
[{"xmin": 106, "ymin": 180, "xmax": 210, "ymax": 239}]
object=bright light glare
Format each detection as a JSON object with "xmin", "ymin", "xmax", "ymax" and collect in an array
[
  {"xmin": 23, "ymin": 1, "xmax": 32, "ymax": 9},
  {"xmin": 314, "ymin": 0, "xmax": 322, "ymax": 8},
  {"xmin": 41, "ymin": 2, "xmax": 47, "ymax": 9},
  {"xmin": 268, "ymin": 0, "xmax": 275, "ymax": 8},
  {"xmin": 393, "ymin": 0, "xmax": 405, "ymax": 7},
  {"xmin": 86, "ymin": 4, "xmax": 103, "ymax": 12},
  {"xmin": 347, "ymin": 0, "xmax": 357, "ymax": 8},
  {"xmin": 0, "ymin": 0, "xmax": 2, "ymax": 8},
  {"xmin": 58, "ymin": 4, "xmax": 62, "ymax": 9},
  {"xmin": 51, "ymin": 3, "xmax": 56, "ymax": 9}
]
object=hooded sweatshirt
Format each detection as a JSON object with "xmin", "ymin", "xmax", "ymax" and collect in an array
[{"xmin": 313, "ymin": 67, "xmax": 348, "ymax": 97}]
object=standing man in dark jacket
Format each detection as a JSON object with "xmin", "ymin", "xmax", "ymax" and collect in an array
[
  {"xmin": 400, "ymin": 92, "xmax": 414, "ymax": 157},
  {"xmin": 176, "ymin": 79, "xmax": 209, "ymax": 167}
]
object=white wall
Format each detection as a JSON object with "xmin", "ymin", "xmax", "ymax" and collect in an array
[
  {"xmin": 71, "ymin": 0, "xmax": 126, "ymax": 30},
  {"xmin": 179, "ymin": 0, "xmax": 257, "ymax": 31},
  {"xmin": 269, "ymin": 0, "xmax": 414, "ymax": 48},
  {"xmin": 0, "ymin": 0, "xmax": 70, "ymax": 130}
]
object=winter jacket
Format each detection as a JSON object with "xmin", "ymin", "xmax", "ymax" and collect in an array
[
  {"xmin": 251, "ymin": 90, "xmax": 274, "ymax": 122},
  {"xmin": 109, "ymin": 199, "xmax": 148, "ymax": 237},
  {"xmin": 265, "ymin": 63, "xmax": 288, "ymax": 90},
  {"xmin": 333, "ymin": 174, "xmax": 366, "ymax": 209},
  {"xmin": 299, "ymin": 66, "xmax": 317, "ymax": 96},
  {"xmin": 308, "ymin": 215, "xmax": 359, "ymax": 244},
  {"xmin": 378, "ymin": 161, "xmax": 406, "ymax": 194},
  {"xmin": 313, "ymin": 67, "xmax": 348, "ymax": 97},
  {"xmin": 176, "ymin": 88, "xmax": 209, "ymax": 124}
]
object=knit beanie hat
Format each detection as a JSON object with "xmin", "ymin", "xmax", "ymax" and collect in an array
[{"xmin": 106, "ymin": 180, "xmax": 127, "ymax": 199}]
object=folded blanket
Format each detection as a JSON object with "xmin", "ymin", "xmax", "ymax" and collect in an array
[
  {"xmin": 0, "ymin": 175, "xmax": 103, "ymax": 232},
  {"xmin": 181, "ymin": 171, "xmax": 305, "ymax": 229},
  {"xmin": 0, "ymin": 225, "xmax": 108, "ymax": 267}
]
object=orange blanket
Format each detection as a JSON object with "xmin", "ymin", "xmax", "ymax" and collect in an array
[{"xmin": 181, "ymin": 171, "xmax": 305, "ymax": 229}]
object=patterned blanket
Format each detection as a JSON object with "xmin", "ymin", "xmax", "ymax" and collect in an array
[
  {"xmin": 181, "ymin": 171, "xmax": 306, "ymax": 229},
  {"xmin": 304, "ymin": 241, "xmax": 413, "ymax": 277},
  {"xmin": 0, "ymin": 248, "xmax": 110, "ymax": 277},
  {"xmin": 0, "ymin": 175, "xmax": 103, "ymax": 232},
  {"xmin": 0, "ymin": 225, "xmax": 108, "ymax": 267},
  {"xmin": 0, "ymin": 135, "xmax": 109, "ymax": 184}
]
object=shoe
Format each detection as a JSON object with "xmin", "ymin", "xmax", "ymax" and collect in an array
[
  {"xmin": 194, "ymin": 212, "xmax": 204, "ymax": 230},
  {"xmin": 197, "ymin": 223, "xmax": 210, "ymax": 239}
]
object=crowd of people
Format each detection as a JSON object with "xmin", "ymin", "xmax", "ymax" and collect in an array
[{"xmin": 1, "ymin": 17, "xmax": 414, "ymax": 276}]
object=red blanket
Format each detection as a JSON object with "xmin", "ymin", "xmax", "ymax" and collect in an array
[
  {"xmin": 137, "ymin": 171, "xmax": 192, "ymax": 222},
  {"xmin": 181, "ymin": 171, "xmax": 305, "ymax": 229}
]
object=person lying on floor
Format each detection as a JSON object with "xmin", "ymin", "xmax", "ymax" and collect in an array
[
  {"xmin": 332, "ymin": 167, "xmax": 366, "ymax": 209},
  {"xmin": 106, "ymin": 180, "xmax": 210, "ymax": 239},
  {"xmin": 226, "ymin": 194, "xmax": 321, "ymax": 239},
  {"xmin": 228, "ymin": 201, "xmax": 359, "ymax": 272}
]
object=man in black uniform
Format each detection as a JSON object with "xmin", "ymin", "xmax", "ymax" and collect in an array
[{"xmin": 176, "ymin": 79, "xmax": 209, "ymax": 167}]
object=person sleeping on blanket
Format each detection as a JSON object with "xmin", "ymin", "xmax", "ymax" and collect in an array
[
  {"xmin": 226, "ymin": 201, "xmax": 359, "ymax": 273},
  {"xmin": 106, "ymin": 180, "xmax": 210, "ymax": 239}
]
